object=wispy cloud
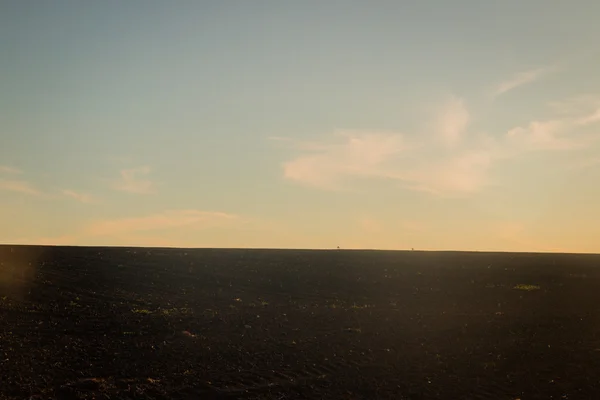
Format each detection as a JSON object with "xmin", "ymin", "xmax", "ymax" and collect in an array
[
  {"xmin": 0, "ymin": 167, "xmax": 43, "ymax": 196},
  {"xmin": 12, "ymin": 209, "xmax": 250, "ymax": 247},
  {"xmin": 0, "ymin": 166, "xmax": 22, "ymax": 174},
  {"xmin": 505, "ymin": 111, "xmax": 600, "ymax": 154},
  {"xmin": 276, "ymin": 96, "xmax": 492, "ymax": 195},
  {"xmin": 112, "ymin": 166, "xmax": 156, "ymax": 194},
  {"xmin": 281, "ymin": 131, "xmax": 406, "ymax": 190},
  {"xmin": 505, "ymin": 120, "xmax": 580, "ymax": 151},
  {"xmin": 0, "ymin": 179, "xmax": 41, "ymax": 196},
  {"xmin": 276, "ymin": 91, "xmax": 600, "ymax": 196},
  {"xmin": 278, "ymin": 132, "xmax": 494, "ymax": 196},
  {"xmin": 492, "ymin": 67, "xmax": 553, "ymax": 97},
  {"xmin": 62, "ymin": 189, "xmax": 97, "ymax": 204},
  {"xmin": 87, "ymin": 209, "xmax": 239, "ymax": 236},
  {"xmin": 397, "ymin": 151, "xmax": 494, "ymax": 195}
]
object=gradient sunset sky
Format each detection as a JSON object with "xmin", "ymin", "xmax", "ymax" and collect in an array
[{"xmin": 2, "ymin": 1, "xmax": 600, "ymax": 252}]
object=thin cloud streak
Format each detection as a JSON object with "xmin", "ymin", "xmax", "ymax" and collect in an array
[
  {"xmin": 13, "ymin": 209, "xmax": 250, "ymax": 247},
  {"xmin": 87, "ymin": 209, "xmax": 239, "ymax": 236},
  {"xmin": 0, "ymin": 179, "xmax": 41, "ymax": 196},
  {"xmin": 492, "ymin": 67, "xmax": 552, "ymax": 97}
]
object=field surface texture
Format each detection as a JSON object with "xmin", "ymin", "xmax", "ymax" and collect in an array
[{"xmin": 1, "ymin": 246, "xmax": 600, "ymax": 399}]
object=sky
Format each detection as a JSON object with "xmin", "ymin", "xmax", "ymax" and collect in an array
[{"xmin": 1, "ymin": 1, "xmax": 600, "ymax": 252}]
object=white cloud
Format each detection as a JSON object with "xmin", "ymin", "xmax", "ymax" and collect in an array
[
  {"xmin": 281, "ymin": 131, "xmax": 406, "ymax": 190},
  {"xmin": 87, "ymin": 209, "xmax": 239, "ymax": 236},
  {"xmin": 62, "ymin": 189, "xmax": 97, "ymax": 204},
  {"xmin": 280, "ymin": 131, "xmax": 495, "ymax": 196},
  {"xmin": 0, "ymin": 179, "xmax": 41, "ymax": 196},
  {"xmin": 278, "ymin": 96, "xmax": 492, "ymax": 196},
  {"xmin": 277, "ymin": 91, "xmax": 600, "ymax": 196},
  {"xmin": 505, "ymin": 113, "xmax": 600, "ymax": 154},
  {"xmin": 506, "ymin": 120, "xmax": 574, "ymax": 151},
  {"xmin": 399, "ymin": 151, "xmax": 493, "ymax": 195},
  {"xmin": 112, "ymin": 166, "xmax": 156, "ymax": 194},
  {"xmin": 492, "ymin": 67, "xmax": 552, "ymax": 97},
  {"xmin": 501, "ymin": 90, "xmax": 600, "ymax": 158}
]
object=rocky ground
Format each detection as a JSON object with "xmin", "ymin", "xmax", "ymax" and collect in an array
[{"xmin": 1, "ymin": 246, "xmax": 600, "ymax": 399}]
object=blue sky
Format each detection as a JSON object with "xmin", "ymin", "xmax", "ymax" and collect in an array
[{"xmin": 1, "ymin": 1, "xmax": 600, "ymax": 252}]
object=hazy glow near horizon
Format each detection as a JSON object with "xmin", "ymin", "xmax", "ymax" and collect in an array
[{"xmin": 1, "ymin": 2, "xmax": 600, "ymax": 252}]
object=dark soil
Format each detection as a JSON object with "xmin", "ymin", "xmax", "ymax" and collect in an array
[{"xmin": 2, "ymin": 246, "xmax": 600, "ymax": 399}]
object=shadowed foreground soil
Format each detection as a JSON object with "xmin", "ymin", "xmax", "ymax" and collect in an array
[{"xmin": 2, "ymin": 246, "xmax": 600, "ymax": 399}]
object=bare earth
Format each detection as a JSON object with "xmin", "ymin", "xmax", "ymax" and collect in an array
[{"xmin": 1, "ymin": 245, "xmax": 600, "ymax": 399}]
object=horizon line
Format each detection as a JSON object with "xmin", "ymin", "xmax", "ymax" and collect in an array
[{"xmin": 1, "ymin": 244, "xmax": 598, "ymax": 256}]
